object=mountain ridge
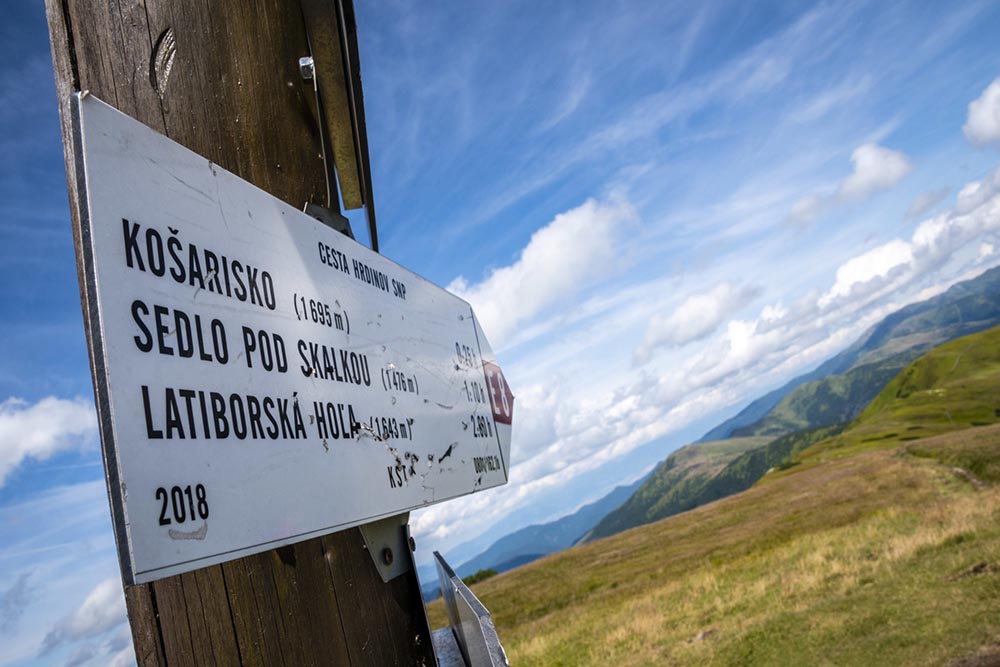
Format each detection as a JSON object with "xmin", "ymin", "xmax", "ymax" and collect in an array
[
  {"xmin": 592, "ymin": 266, "xmax": 1000, "ymax": 541},
  {"xmin": 700, "ymin": 265, "xmax": 1000, "ymax": 442}
]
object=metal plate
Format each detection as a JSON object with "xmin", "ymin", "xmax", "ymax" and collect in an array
[
  {"xmin": 70, "ymin": 93, "xmax": 513, "ymax": 584},
  {"xmin": 434, "ymin": 552, "xmax": 509, "ymax": 667}
]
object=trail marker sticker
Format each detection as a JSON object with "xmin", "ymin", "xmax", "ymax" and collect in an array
[{"xmin": 71, "ymin": 94, "xmax": 512, "ymax": 584}]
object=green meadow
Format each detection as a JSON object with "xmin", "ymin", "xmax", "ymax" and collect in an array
[{"xmin": 428, "ymin": 326, "xmax": 1000, "ymax": 666}]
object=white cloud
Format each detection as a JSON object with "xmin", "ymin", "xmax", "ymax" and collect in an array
[
  {"xmin": 788, "ymin": 77, "xmax": 871, "ymax": 124},
  {"xmin": 820, "ymin": 239, "xmax": 914, "ymax": 307},
  {"xmin": 905, "ymin": 187, "xmax": 950, "ymax": 221},
  {"xmin": 633, "ymin": 282, "xmax": 760, "ymax": 365},
  {"xmin": 66, "ymin": 644, "xmax": 98, "ymax": 667},
  {"xmin": 838, "ymin": 143, "xmax": 912, "ymax": 200},
  {"xmin": 787, "ymin": 194, "xmax": 825, "ymax": 226},
  {"xmin": 109, "ymin": 644, "xmax": 137, "ymax": 667},
  {"xmin": 41, "ymin": 577, "xmax": 126, "ymax": 654},
  {"xmin": 0, "ymin": 396, "xmax": 97, "ymax": 487},
  {"xmin": 964, "ymin": 77, "xmax": 1000, "ymax": 147},
  {"xmin": 788, "ymin": 143, "xmax": 911, "ymax": 224},
  {"xmin": 415, "ymin": 164, "xmax": 1000, "ymax": 554},
  {"xmin": 449, "ymin": 197, "xmax": 635, "ymax": 347},
  {"xmin": 0, "ymin": 571, "xmax": 32, "ymax": 633}
]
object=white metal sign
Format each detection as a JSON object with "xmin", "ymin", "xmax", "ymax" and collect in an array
[{"xmin": 71, "ymin": 94, "xmax": 513, "ymax": 584}]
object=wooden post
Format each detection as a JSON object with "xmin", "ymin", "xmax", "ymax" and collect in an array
[{"xmin": 45, "ymin": 1, "xmax": 434, "ymax": 664}]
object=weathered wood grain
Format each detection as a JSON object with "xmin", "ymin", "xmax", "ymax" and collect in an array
[
  {"xmin": 124, "ymin": 585, "xmax": 168, "ymax": 667},
  {"xmin": 323, "ymin": 531, "xmax": 436, "ymax": 666},
  {"xmin": 44, "ymin": 0, "xmax": 430, "ymax": 664}
]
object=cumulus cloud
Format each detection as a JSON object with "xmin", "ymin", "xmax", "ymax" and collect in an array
[
  {"xmin": 837, "ymin": 143, "xmax": 912, "ymax": 200},
  {"xmin": 789, "ymin": 143, "xmax": 911, "ymax": 224},
  {"xmin": 964, "ymin": 77, "xmax": 1000, "ymax": 147},
  {"xmin": 0, "ymin": 396, "xmax": 97, "ymax": 487},
  {"xmin": 820, "ymin": 239, "xmax": 914, "ymax": 307},
  {"xmin": 633, "ymin": 282, "xmax": 760, "ymax": 365},
  {"xmin": 41, "ymin": 578, "xmax": 127, "ymax": 654},
  {"xmin": 448, "ymin": 197, "xmax": 635, "ymax": 347}
]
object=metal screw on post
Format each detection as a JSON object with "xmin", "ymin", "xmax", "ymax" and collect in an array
[
  {"xmin": 382, "ymin": 547, "xmax": 394, "ymax": 566},
  {"xmin": 299, "ymin": 56, "xmax": 315, "ymax": 81}
]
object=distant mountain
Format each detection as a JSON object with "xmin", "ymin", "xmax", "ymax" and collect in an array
[
  {"xmin": 701, "ymin": 265, "xmax": 1000, "ymax": 442},
  {"xmin": 455, "ymin": 476, "xmax": 646, "ymax": 577},
  {"xmin": 586, "ymin": 437, "xmax": 770, "ymax": 541},
  {"xmin": 592, "ymin": 266, "xmax": 1000, "ymax": 542},
  {"xmin": 421, "ymin": 475, "xmax": 646, "ymax": 600},
  {"xmin": 652, "ymin": 321, "xmax": 1000, "ymax": 522}
]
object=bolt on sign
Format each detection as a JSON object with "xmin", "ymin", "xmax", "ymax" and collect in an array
[{"xmin": 70, "ymin": 94, "xmax": 513, "ymax": 585}]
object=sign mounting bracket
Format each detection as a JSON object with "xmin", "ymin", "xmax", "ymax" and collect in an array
[{"xmin": 359, "ymin": 512, "xmax": 412, "ymax": 582}]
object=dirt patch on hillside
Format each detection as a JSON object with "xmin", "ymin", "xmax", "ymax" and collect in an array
[
  {"xmin": 949, "ymin": 561, "xmax": 999, "ymax": 581},
  {"xmin": 951, "ymin": 644, "xmax": 1000, "ymax": 667}
]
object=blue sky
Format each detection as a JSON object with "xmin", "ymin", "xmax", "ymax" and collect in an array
[{"xmin": 4, "ymin": 1, "xmax": 1000, "ymax": 665}]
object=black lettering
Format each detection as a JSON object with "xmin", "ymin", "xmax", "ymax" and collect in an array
[
  {"xmin": 210, "ymin": 392, "xmax": 229, "ymax": 439},
  {"xmin": 145, "ymin": 228, "xmax": 165, "ymax": 277},
  {"xmin": 154, "ymin": 305, "xmax": 173, "ymax": 356},
  {"xmin": 211, "ymin": 319, "xmax": 228, "ymax": 364},
  {"xmin": 262, "ymin": 272, "xmax": 276, "ymax": 310},
  {"xmin": 230, "ymin": 394, "xmax": 247, "ymax": 439},
  {"xmin": 198, "ymin": 390, "xmax": 210, "ymax": 438},
  {"xmin": 313, "ymin": 401, "xmax": 328, "ymax": 439},
  {"xmin": 264, "ymin": 397, "xmax": 278, "ymax": 438},
  {"xmin": 274, "ymin": 334, "xmax": 287, "ymax": 372},
  {"xmin": 193, "ymin": 314, "xmax": 212, "ymax": 362},
  {"xmin": 132, "ymin": 300, "xmax": 153, "ymax": 352},
  {"xmin": 167, "ymin": 235, "xmax": 185, "ymax": 282},
  {"xmin": 122, "ymin": 219, "xmax": 145, "ymax": 271},
  {"xmin": 188, "ymin": 245, "xmax": 205, "ymax": 289},
  {"xmin": 204, "ymin": 251, "xmax": 223, "ymax": 294},
  {"xmin": 298, "ymin": 339, "xmax": 311, "ymax": 377},
  {"xmin": 174, "ymin": 309, "xmax": 193, "ymax": 358},
  {"xmin": 178, "ymin": 389, "xmax": 198, "ymax": 437},
  {"xmin": 247, "ymin": 395, "xmax": 264, "ymax": 439},
  {"xmin": 221, "ymin": 255, "xmax": 232, "ymax": 296},
  {"xmin": 246, "ymin": 266, "xmax": 263, "ymax": 306},
  {"xmin": 232, "ymin": 261, "xmax": 246, "ymax": 301},
  {"xmin": 293, "ymin": 401, "xmax": 306, "ymax": 439},
  {"xmin": 277, "ymin": 398, "xmax": 292, "ymax": 437},
  {"xmin": 164, "ymin": 388, "xmax": 183, "ymax": 438},
  {"xmin": 142, "ymin": 385, "xmax": 162, "ymax": 439}
]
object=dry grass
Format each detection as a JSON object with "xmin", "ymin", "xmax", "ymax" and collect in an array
[{"xmin": 427, "ymin": 426, "xmax": 1000, "ymax": 666}]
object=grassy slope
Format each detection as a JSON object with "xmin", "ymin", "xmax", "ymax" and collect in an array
[
  {"xmin": 732, "ymin": 352, "xmax": 915, "ymax": 437},
  {"xmin": 596, "ymin": 323, "xmax": 1000, "ymax": 544},
  {"xmin": 765, "ymin": 324, "xmax": 1000, "ymax": 480},
  {"xmin": 585, "ymin": 437, "xmax": 771, "ymax": 541},
  {"xmin": 427, "ymin": 326, "xmax": 1000, "ymax": 666},
  {"xmin": 731, "ymin": 286, "xmax": 1000, "ymax": 442}
]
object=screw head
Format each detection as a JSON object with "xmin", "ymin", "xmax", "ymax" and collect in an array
[
  {"xmin": 299, "ymin": 56, "xmax": 315, "ymax": 81},
  {"xmin": 382, "ymin": 547, "xmax": 394, "ymax": 566},
  {"xmin": 408, "ymin": 536, "xmax": 417, "ymax": 552}
]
